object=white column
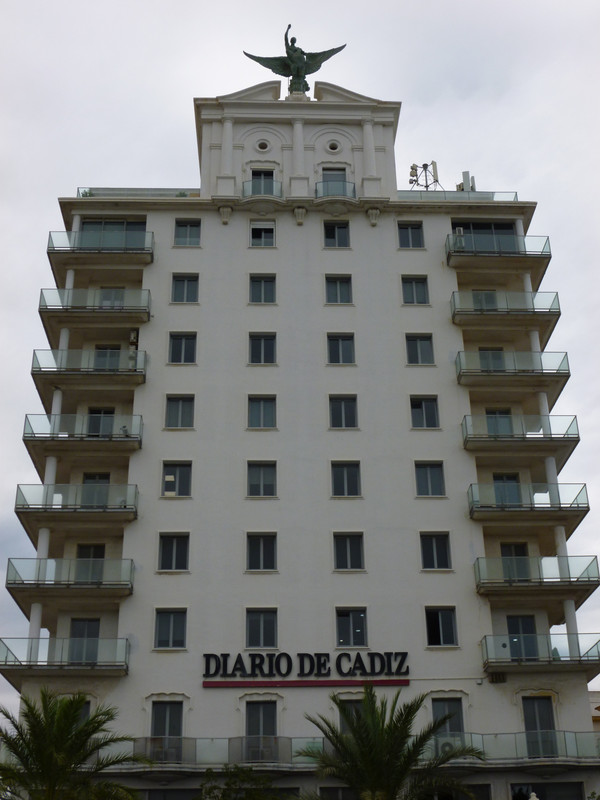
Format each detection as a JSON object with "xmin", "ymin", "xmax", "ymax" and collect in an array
[
  {"xmin": 292, "ymin": 119, "xmax": 304, "ymax": 175},
  {"xmin": 44, "ymin": 456, "xmax": 57, "ymax": 485},
  {"xmin": 37, "ymin": 528, "xmax": 50, "ymax": 559},
  {"xmin": 58, "ymin": 327, "xmax": 70, "ymax": 351},
  {"xmin": 515, "ymin": 218, "xmax": 525, "ymax": 237},
  {"xmin": 27, "ymin": 604, "xmax": 43, "ymax": 661},
  {"xmin": 362, "ymin": 118, "xmax": 377, "ymax": 177},
  {"xmin": 221, "ymin": 118, "xmax": 233, "ymax": 175},
  {"xmin": 529, "ymin": 329, "xmax": 541, "ymax": 352},
  {"xmin": 522, "ymin": 272, "xmax": 533, "ymax": 293},
  {"xmin": 71, "ymin": 214, "xmax": 81, "ymax": 232},
  {"xmin": 51, "ymin": 388, "xmax": 63, "ymax": 416},
  {"xmin": 65, "ymin": 269, "xmax": 75, "ymax": 291}
]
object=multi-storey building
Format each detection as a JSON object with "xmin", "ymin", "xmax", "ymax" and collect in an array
[{"xmin": 1, "ymin": 77, "xmax": 599, "ymax": 800}]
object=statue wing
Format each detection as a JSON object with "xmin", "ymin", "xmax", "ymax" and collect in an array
[
  {"xmin": 304, "ymin": 44, "xmax": 346, "ymax": 75},
  {"xmin": 243, "ymin": 52, "xmax": 292, "ymax": 78}
]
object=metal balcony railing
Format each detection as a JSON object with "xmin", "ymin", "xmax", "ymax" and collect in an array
[
  {"xmin": 6, "ymin": 558, "xmax": 134, "ymax": 588},
  {"xmin": 15, "ymin": 484, "xmax": 138, "ymax": 512},
  {"xmin": 242, "ymin": 179, "xmax": 283, "ymax": 198},
  {"xmin": 481, "ymin": 633, "xmax": 600, "ymax": 666},
  {"xmin": 47, "ymin": 230, "xmax": 154, "ymax": 253},
  {"xmin": 474, "ymin": 555, "xmax": 599, "ymax": 586},
  {"xmin": 0, "ymin": 637, "xmax": 129, "ymax": 667},
  {"xmin": 24, "ymin": 414, "xmax": 143, "ymax": 441},
  {"xmin": 39, "ymin": 288, "xmax": 150, "ymax": 313},
  {"xmin": 32, "ymin": 350, "xmax": 147, "ymax": 374},
  {"xmin": 462, "ymin": 415, "xmax": 578, "ymax": 442},
  {"xmin": 451, "ymin": 291, "xmax": 559, "ymax": 315},
  {"xmin": 456, "ymin": 351, "xmax": 569, "ymax": 376},
  {"xmin": 315, "ymin": 180, "xmax": 356, "ymax": 199},
  {"xmin": 446, "ymin": 233, "xmax": 550, "ymax": 258},
  {"xmin": 468, "ymin": 483, "xmax": 588, "ymax": 512}
]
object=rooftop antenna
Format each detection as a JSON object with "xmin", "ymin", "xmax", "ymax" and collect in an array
[{"xmin": 409, "ymin": 161, "xmax": 443, "ymax": 190}]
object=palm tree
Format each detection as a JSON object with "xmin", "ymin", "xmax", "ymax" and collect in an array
[
  {"xmin": 0, "ymin": 687, "xmax": 143, "ymax": 799},
  {"xmin": 297, "ymin": 684, "xmax": 483, "ymax": 800}
]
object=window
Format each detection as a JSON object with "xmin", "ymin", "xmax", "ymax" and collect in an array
[
  {"xmin": 415, "ymin": 463, "xmax": 445, "ymax": 496},
  {"xmin": 250, "ymin": 221, "xmax": 275, "ymax": 247},
  {"xmin": 162, "ymin": 463, "xmax": 192, "ymax": 497},
  {"xmin": 248, "ymin": 396, "xmax": 276, "ymax": 428},
  {"xmin": 79, "ymin": 218, "xmax": 146, "ymax": 249},
  {"xmin": 159, "ymin": 534, "xmax": 189, "ymax": 571},
  {"xmin": 324, "ymin": 221, "xmax": 350, "ymax": 248},
  {"xmin": 250, "ymin": 169, "xmax": 275, "ymax": 195},
  {"xmin": 165, "ymin": 396, "xmax": 194, "ymax": 428},
  {"xmin": 339, "ymin": 699, "xmax": 363, "ymax": 733},
  {"xmin": 246, "ymin": 700, "xmax": 276, "ymax": 736},
  {"xmin": 171, "ymin": 274, "xmax": 199, "ymax": 302},
  {"xmin": 247, "ymin": 534, "xmax": 277, "ymax": 570},
  {"xmin": 249, "ymin": 334, "xmax": 276, "ymax": 364},
  {"xmin": 246, "ymin": 609, "xmax": 277, "ymax": 647},
  {"xmin": 155, "ymin": 610, "xmax": 187, "ymax": 648},
  {"xmin": 326, "ymin": 276, "xmax": 352, "ymax": 304},
  {"xmin": 169, "ymin": 333, "xmax": 196, "ymax": 364},
  {"xmin": 402, "ymin": 276, "xmax": 429, "ymax": 304},
  {"xmin": 398, "ymin": 223, "xmax": 424, "ymax": 248},
  {"xmin": 249, "ymin": 275, "xmax": 276, "ymax": 303},
  {"xmin": 247, "ymin": 462, "xmax": 276, "ymax": 497},
  {"xmin": 425, "ymin": 607, "xmax": 457, "ymax": 646},
  {"xmin": 328, "ymin": 334, "xmax": 355, "ymax": 364},
  {"xmin": 522, "ymin": 696, "xmax": 556, "ymax": 758},
  {"xmin": 330, "ymin": 395, "xmax": 357, "ymax": 428},
  {"xmin": 410, "ymin": 397, "xmax": 439, "ymax": 428},
  {"xmin": 420, "ymin": 533, "xmax": 451, "ymax": 569},
  {"xmin": 174, "ymin": 220, "xmax": 201, "ymax": 246},
  {"xmin": 336, "ymin": 608, "xmax": 367, "ymax": 646},
  {"xmin": 332, "ymin": 462, "xmax": 361, "ymax": 496},
  {"xmin": 432, "ymin": 698, "xmax": 464, "ymax": 733},
  {"xmin": 406, "ymin": 335, "xmax": 434, "ymax": 365},
  {"xmin": 334, "ymin": 533, "xmax": 364, "ymax": 570},
  {"xmin": 151, "ymin": 701, "xmax": 183, "ymax": 737}
]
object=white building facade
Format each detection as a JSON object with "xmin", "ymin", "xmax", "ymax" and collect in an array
[{"xmin": 2, "ymin": 79, "xmax": 600, "ymax": 800}]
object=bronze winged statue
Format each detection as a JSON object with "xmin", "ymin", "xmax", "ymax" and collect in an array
[{"xmin": 244, "ymin": 25, "xmax": 346, "ymax": 94}]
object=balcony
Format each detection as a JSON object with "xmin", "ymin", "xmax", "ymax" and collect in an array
[
  {"xmin": 31, "ymin": 350, "xmax": 146, "ymax": 408},
  {"xmin": 425, "ymin": 730, "xmax": 600, "ymax": 763},
  {"xmin": 242, "ymin": 179, "xmax": 283, "ymax": 198},
  {"xmin": 474, "ymin": 556, "xmax": 599, "ymax": 623},
  {"xmin": 15, "ymin": 484, "xmax": 138, "ymax": 543},
  {"xmin": 462, "ymin": 415, "xmax": 579, "ymax": 470},
  {"xmin": 468, "ymin": 483, "xmax": 588, "ymax": 533},
  {"xmin": 39, "ymin": 288, "xmax": 150, "ymax": 344},
  {"xmin": 24, "ymin": 414, "xmax": 142, "ymax": 474},
  {"xmin": 445, "ymin": 233, "xmax": 551, "ymax": 287},
  {"xmin": 315, "ymin": 180, "xmax": 356, "ymax": 199},
  {"xmin": 455, "ymin": 351, "xmax": 569, "ymax": 406},
  {"xmin": 0, "ymin": 637, "xmax": 129, "ymax": 689},
  {"xmin": 481, "ymin": 633, "xmax": 600, "ymax": 679},
  {"xmin": 47, "ymin": 229, "xmax": 153, "ymax": 268},
  {"xmin": 451, "ymin": 291, "xmax": 560, "ymax": 346}
]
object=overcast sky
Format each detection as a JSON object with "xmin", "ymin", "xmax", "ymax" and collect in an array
[{"xmin": 1, "ymin": 0, "xmax": 599, "ymax": 712}]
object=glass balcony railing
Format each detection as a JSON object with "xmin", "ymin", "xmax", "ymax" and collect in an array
[
  {"xmin": 468, "ymin": 483, "xmax": 588, "ymax": 512},
  {"xmin": 462, "ymin": 415, "xmax": 578, "ymax": 442},
  {"xmin": 451, "ymin": 291, "xmax": 559, "ymax": 315},
  {"xmin": 24, "ymin": 414, "xmax": 143, "ymax": 441},
  {"xmin": 6, "ymin": 558, "xmax": 134, "ymax": 588},
  {"xmin": 481, "ymin": 633, "xmax": 600, "ymax": 666},
  {"xmin": 242, "ymin": 179, "xmax": 283, "ymax": 198},
  {"xmin": 39, "ymin": 288, "xmax": 150, "ymax": 313},
  {"xmin": 446, "ymin": 233, "xmax": 550, "ymax": 258},
  {"xmin": 0, "ymin": 637, "xmax": 129, "ymax": 668},
  {"xmin": 456, "ymin": 350, "xmax": 569, "ymax": 376},
  {"xmin": 32, "ymin": 350, "xmax": 147, "ymax": 374},
  {"xmin": 15, "ymin": 484, "xmax": 138, "ymax": 512},
  {"xmin": 315, "ymin": 180, "xmax": 356, "ymax": 199},
  {"xmin": 47, "ymin": 230, "xmax": 154, "ymax": 253},
  {"xmin": 424, "ymin": 730, "xmax": 600, "ymax": 761},
  {"xmin": 474, "ymin": 555, "xmax": 599, "ymax": 586},
  {"xmin": 132, "ymin": 736, "xmax": 322, "ymax": 766}
]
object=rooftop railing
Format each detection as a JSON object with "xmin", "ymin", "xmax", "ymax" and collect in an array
[
  {"xmin": 451, "ymin": 291, "xmax": 559, "ymax": 315},
  {"xmin": 47, "ymin": 230, "xmax": 154, "ymax": 253},
  {"xmin": 446, "ymin": 233, "xmax": 550, "ymax": 258},
  {"xmin": 397, "ymin": 190, "xmax": 518, "ymax": 202},
  {"xmin": 481, "ymin": 633, "xmax": 600, "ymax": 666},
  {"xmin": 456, "ymin": 351, "xmax": 569, "ymax": 376},
  {"xmin": 24, "ymin": 413, "xmax": 143, "ymax": 441},
  {"xmin": 32, "ymin": 349, "xmax": 147, "ymax": 374},
  {"xmin": 0, "ymin": 637, "xmax": 129, "ymax": 668},
  {"xmin": 474, "ymin": 555, "xmax": 599, "ymax": 586},
  {"xmin": 468, "ymin": 482, "xmax": 588, "ymax": 512},
  {"xmin": 6, "ymin": 558, "xmax": 134, "ymax": 588},
  {"xmin": 39, "ymin": 288, "xmax": 150, "ymax": 313},
  {"xmin": 15, "ymin": 484, "xmax": 138, "ymax": 512},
  {"xmin": 315, "ymin": 180, "xmax": 356, "ymax": 199},
  {"xmin": 462, "ymin": 415, "xmax": 579, "ymax": 442},
  {"xmin": 77, "ymin": 187, "xmax": 199, "ymax": 198}
]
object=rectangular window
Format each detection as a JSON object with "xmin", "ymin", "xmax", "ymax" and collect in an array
[
  {"xmin": 402, "ymin": 276, "xmax": 429, "ymax": 304},
  {"xmin": 159, "ymin": 534, "xmax": 189, "ymax": 571},
  {"xmin": 328, "ymin": 334, "xmax": 355, "ymax": 364},
  {"xmin": 324, "ymin": 221, "xmax": 350, "ymax": 248},
  {"xmin": 334, "ymin": 533, "xmax": 364, "ymax": 570},
  {"xmin": 420, "ymin": 533, "xmax": 451, "ymax": 569},
  {"xmin": 151, "ymin": 701, "xmax": 183, "ymax": 737},
  {"xmin": 248, "ymin": 396, "xmax": 276, "ymax": 428},
  {"xmin": 398, "ymin": 223, "xmax": 424, "ymax": 248},
  {"xmin": 247, "ymin": 534, "xmax": 277, "ymax": 570},
  {"xmin": 410, "ymin": 397, "xmax": 439, "ymax": 428},
  {"xmin": 415, "ymin": 463, "xmax": 445, "ymax": 496},
  {"xmin": 249, "ymin": 334, "xmax": 276, "ymax": 364},
  {"xmin": 250, "ymin": 169, "xmax": 275, "ymax": 195},
  {"xmin": 425, "ymin": 607, "xmax": 457, "ymax": 646},
  {"xmin": 332, "ymin": 462, "xmax": 361, "ymax": 497},
  {"xmin": 250, "ymin": 221, "xmax": 275, "ymax": 247},
  {"xmin": 246, "ymin": 609, "xmax": 277, "ymax": 647},
  {"xmin": 247, "ymin": 462, "xmax": 276, "ymax": 497},
  {"xmin": 246, "ymin": 700, "xmax": 277, "ymax": 736},
  {"xmin": 326, "ymin": 276, "xmax": 352, "ymax": 304},
  {"xmin": 250, "ymin": 275, "xmax": 276, "ymax": 303},
  {"xmin": 155, "ymin": 609, "xmax": 187, "ymax": 648},
  {"xmin": 336, "ymin": 608, "xmax": 367, "ymax": 646},
  {"xmin": 339, "ymin": 699, "xmax": 363, "ymax": 734},
  {"xmin": 165, "ymin": 396, "xmax": 194, "ymax": 428},
  {"xmin": 162, "ymin": 463, "xmax": 192, "ymax": 497},
  {"xmin": 169, "ymin": 333, "xmax": 196, "ymax": 364},
  {"xmin": 171, "ymin": 274, "xmax": 199, "ymax": 302},
  {"xmin": 174, "ymin": 220, "xmax": 201, "ymax": 246},
  {"xmin": 330, "ymin": 395, "xmax": 358, "ymax": 428},
  {"xmin": 432, "ymin": 698, "xmax": 464, "ymax": 733},
  {"xmin": 406, "ymin": 335, "xmax": 434, "ymax": 365}
]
